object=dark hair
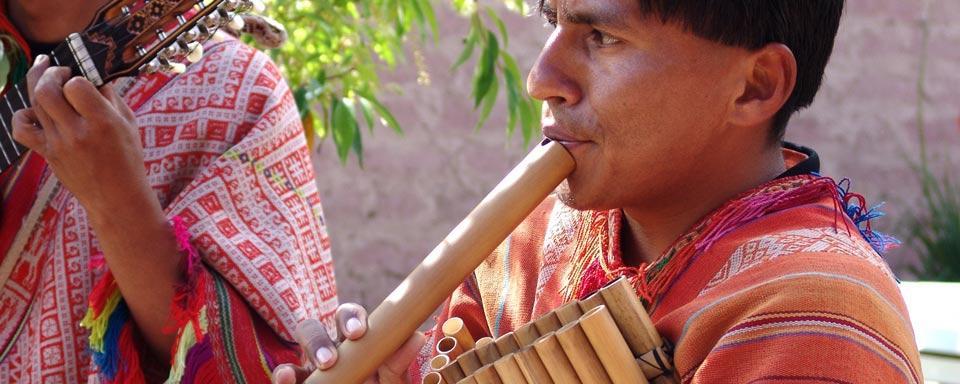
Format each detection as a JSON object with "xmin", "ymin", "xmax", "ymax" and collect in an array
[{"xmin": 538, "ymin": 1, "xmax": 844, "ymax": 140}]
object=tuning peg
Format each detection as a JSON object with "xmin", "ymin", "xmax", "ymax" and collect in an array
[
  {"xmin": 181, "ymin": 26, "xmax": 202, "ymax": 43},
  {"xmin": 167, "ymin": 62, "xmax": 187, "ymax": 75},
  {"xmin": 159, "ymin": 44, "xmax": 181, "ymax": 60},
  {"xmin": 184, "ymin": 42, "xmax": 204, "ymax": 63},
  {"xmin": 238, "ymin": 0, "xmax": 265, "ymax": 13},
  {"xmin": 250, "ymin": 0, "xmax": 265, "ymax": 13},
  {"xmin": 142, "ymin": 59, "xmax": 162, "ymax": 74},
  {"xmin": 201, "ymin": 12, "xmax": 221, "ymax": 29},
  {"xmin": 227, "ymin": 13, "xmax": 245, "ymax": 30},
  {"xmin": 219, "ymin": 0, "xmax": 242, "ymax": 12}
]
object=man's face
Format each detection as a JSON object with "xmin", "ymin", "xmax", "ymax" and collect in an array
[{"xmin": 530, "ymin": 0, "xmax": 749, "ymax": 213}]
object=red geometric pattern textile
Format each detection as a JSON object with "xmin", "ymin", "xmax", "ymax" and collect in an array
[
  {"xmin": 703, "ymin": 226, "xmax": 896, "ymax": 292},
  {"xmin": 0, "ymin": 38, "xmax": 337, "ymax": 382}
]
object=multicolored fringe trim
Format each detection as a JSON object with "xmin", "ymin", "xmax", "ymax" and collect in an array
[
  {"xmin": 79, "ymin": 216, "xmax": 209, "ymax": 383},
  {"xmin": 835, "ymin": 178, "xmax": 900, "ymax": 255}
]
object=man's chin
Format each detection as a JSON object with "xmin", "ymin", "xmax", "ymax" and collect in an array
[{"xmin": 555, "ymin": 182, "xmax": 595, "ymax": 211}]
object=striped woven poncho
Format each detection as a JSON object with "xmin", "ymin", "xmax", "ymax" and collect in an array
[
  {"xmin": 413, "ymin": 148, "xmax": 922, "ymax": 383},
  {"xmin": 0, "ymin": 36, "xmax": 338, "ymax": 382}
]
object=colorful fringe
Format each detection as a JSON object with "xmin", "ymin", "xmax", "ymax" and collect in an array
[{"xmin": 79, "ymin": 216, "xmax": 209, "ymax": 383}]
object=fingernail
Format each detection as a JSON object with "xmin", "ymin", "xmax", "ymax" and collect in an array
[
  {"xmin": 316, "ymin": 347, "xmax": 334, "ymax": 365},
  {"xmin": 34, "ymin": 55, "xmax": 45, "ymax": 65},
  {"xmin": 346, "ymin": 318, "xmax": 362, "ymax": 335}
]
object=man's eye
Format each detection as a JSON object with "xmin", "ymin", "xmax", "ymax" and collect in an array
[{"xmin": 590, "ymin": 30, "xmax": 621, "ymax": 46}]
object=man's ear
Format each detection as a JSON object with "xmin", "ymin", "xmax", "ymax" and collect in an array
[{"xmin": 729, "ymin": 43, "xmax": 797, "ymax": 127}]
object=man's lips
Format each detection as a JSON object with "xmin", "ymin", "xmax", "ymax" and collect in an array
[{"xmin": 542, "ymin": 126, "xmax": 590, "ymax": 146}]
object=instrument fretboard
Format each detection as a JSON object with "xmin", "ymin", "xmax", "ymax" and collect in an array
[{"xmin": 0, "ymin": 43, "xmax": 82, "ymax": 173}]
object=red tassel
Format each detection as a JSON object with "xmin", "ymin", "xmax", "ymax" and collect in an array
[
  {"xmin": 89, "ymin": 272, "xmax": 118, "ymax": 316},
  {"xmin": 116, "ymin": 324, "xmax": 146, "ymax": 384}
]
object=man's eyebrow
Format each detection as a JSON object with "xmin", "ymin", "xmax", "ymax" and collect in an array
[
  {"xmin": 562, "ymin": 6, "xmax": 629, "ymax": 29},
  {"xmin": 540, "ymin": 2, "xmax": 629, "ymax": 29}
]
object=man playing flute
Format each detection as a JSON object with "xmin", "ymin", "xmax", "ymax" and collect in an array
[{"xmin": 277, "ymin": 0, "xmax": 922, "ymax": 383}]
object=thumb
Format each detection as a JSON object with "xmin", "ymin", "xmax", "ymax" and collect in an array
[{"xmin": 376, "ymin": 331, "xmax": 426, "ymax": 384}]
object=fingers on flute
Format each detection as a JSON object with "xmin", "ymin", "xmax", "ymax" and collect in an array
[
  {"xmin": 378, "ymin": 331, "xmax": 426, "ymax": 383},
  {"xmin": 335, "ymin": 303, "xmax": 368, "ymax": 341},
  {"xmin": 271, "ymin": 363, "xmax": 313, "ymax": 384},
  {"xmin": 294, "ymin": 319, "xmax": 337, "ymax": 370}
]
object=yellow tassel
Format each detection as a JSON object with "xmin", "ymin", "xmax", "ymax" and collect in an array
[
  {"xmin": 80, "ymin": 289, "xmax": 123, "ymax": 352},
  {"xmin": 165, "ymin": 308, "xmax": 209, "ymax": 384}
]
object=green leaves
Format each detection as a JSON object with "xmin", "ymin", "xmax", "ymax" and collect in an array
[{"xmin": 257, "ymin": 0, "xmax": 540, "ymax": 165}]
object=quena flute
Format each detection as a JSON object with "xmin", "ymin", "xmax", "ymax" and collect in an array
[{"xmin": 305, "ymin": 139, "xmax": 576, "ymax": 383}]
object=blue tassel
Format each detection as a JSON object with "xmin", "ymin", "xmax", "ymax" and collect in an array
[
  {"xmin": 91, "ymin": 301, "xmax": 130, "ymax": 381},
  {"xmin": 835, "ymin": 178, "xmax": 901, "ymax": 256}
]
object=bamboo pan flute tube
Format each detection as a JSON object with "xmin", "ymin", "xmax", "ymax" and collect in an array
[
  {"xmin": 476, "ymin": 337, "xmax": 502, "ymax": 365},
  {"xmin": 443, "ymin": 317, "xmax": 476, "ymax": 351},
  {"xmin": 533, "ymin": 311, "xmax": 563, "ymax": 335},
  {"xmin": 532, "ymin": 334, "xmax": 579, "ymax": 384},
  {"xmin": 431, "ymin": 355, "xmax": 451, "ymax": 371},
  {"xmin": 423, "ymin": 372, "xmax": 444, "ymax": 384},
  {"xmin": 492, "ymin": 355, "xmax": 527, "ymax": 383},
  {"xmin": 439, "ymin": 360, "xmax": 467, "ymax": 384},
  {"xmin": 515, "ymin": 347, "xmax": 554, "ymax": 384},
  {"xmin": 579, "ymin": 306, "xmax": 649, "ymax": 384},
  {"xmin": 473, "ymin": 364, "xmax": 503, "ymax": 384},
  {"xmin": 437, "ymin": 336, "xmax": 463, "ymax": 359},
  {"xmin": 304, "ymin": 140, "xmax": 575, "ymax": 384},
  {"xmin": 494, "ymin": 333, "xmax": 521, "ymax": 356},
  {"xmin": 456, "ymin": 350, "xmax": 484, "ymax": 376},
  {"xmin": 456, "ymin": 377, "xmax": 478, "ymax": 384},
  {"xmin": 554, "ymin": 301, "xmax": 583, "ymax": 325},
  {"xmin": 555, "ymin": 322, "xmax": 612, "ymax": 384},
  {"xmin": 513, "ymin": 322, "xmax": 541, "ymax": 346}
]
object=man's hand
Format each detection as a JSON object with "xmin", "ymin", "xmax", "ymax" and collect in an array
[
  {"xmin": 12, "ymin": 54, "xmax": 153, "ymax": 220},
  {"xmin": 272, "ymin": 303, "xmax": 427, "ymax": 384}
]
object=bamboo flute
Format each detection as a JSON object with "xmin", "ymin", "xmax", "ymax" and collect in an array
[
  {"xmin": 513, "ymin": 322, "xmax": 541, "ymax": 346},
  {"xmin": 431, "ymin": 355, "xmax": 451, "ymax": 372},
  {"xmin": 492, "ymin": 355, "xmax": 527, "ymax": 384},
  {"xmin": 455, "ymin": 377, "xmax": 478, "ymax": 384},
  {"xmin": 578, "ymin": 290, "xmax": 605, "ymax": 313},
  {"xmin": 494, "ymin": 333, "xmax": 521, "ymax": 356},
  {"xmin": 437, "ymin": 336, "xmax": 463, "ymax": 359},
  {"xmin": 304, "ymin": 140, "xmax": 574, "ymax": 383},
  {"xmin": 472, "ymin": 365, "xmax": 504, "ymax": 384},
  {"xmin": 443, "ymin": 317, "xmax": 476, "ymax": 351},
  {"xmin": 423, "ymin": 372, "xmax": 444, "ymax": 384},
  {"xmin": 456, "ymin": 350, "xmax": 483, "ymax": 376},
  {"xmin": 533, "ymin": 311, "xmax": 563, "ymax": 335},
  {"xmin": 579, "ymin": 306, "xmax": 649, "ymax": 384},
  {"xmin": 593, "ymin": 278, "xmax": 677, "ymax": 381},
  {"xmin": 476, "ymin": 338, "xmax": 502, "ymax": 365},
  {"xmin": 554, "ymin": 301, "xmax": 583, "ymax": 325},
  {"xmin": 555, "ymin": 322, "xmax": 612, "ymax": 384},
  {"xmin": 439, "ymin": 361, "xmax": 467, "ymax": 384},
  {"xmin": 514, "ymin": 347, "xmax": 554, "ymax": 384},
  {"xmin": 532, "ymin": 334, "xmax": 580, "ymax": 384}
]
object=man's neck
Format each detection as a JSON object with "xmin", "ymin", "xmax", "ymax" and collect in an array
[{"xmin": 619, "ymin": 143, "xmax": 787, "ymax": 267}]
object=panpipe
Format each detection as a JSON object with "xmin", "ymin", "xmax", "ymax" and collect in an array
[
  {"xmin": 426, "ymin": 278, "xmax": 679, "ymax": 384},
  {"xmin": 305, "ymin": 140, "xmax": 576, "ymax": 383}
]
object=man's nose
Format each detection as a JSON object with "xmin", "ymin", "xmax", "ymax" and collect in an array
[{"xmin": 527, "ymin": 32, "xmax": 582, "ymax": 107}]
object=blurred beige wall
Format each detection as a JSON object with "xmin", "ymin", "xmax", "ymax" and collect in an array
[{"xmin": 311, "ymin": 1, "xmax": 960, "ymax": 308}]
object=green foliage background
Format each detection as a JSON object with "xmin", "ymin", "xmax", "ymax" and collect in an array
[{"xmin": 253, "ymin": 0, "xmax": 541, "ymax": 164}]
